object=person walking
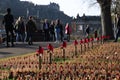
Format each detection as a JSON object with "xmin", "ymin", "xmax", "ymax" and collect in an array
[
  {"xmin": 43, "ymin": 19, "xmax": 50, "ymax": 41},
  {"xmin": 14, "ymin": 16, "xmax": 25, "ymax": 43},
  {"xmin": 55, "ymin": 19, "xmax": 60, "ymax": 43},
  {"xmin": 2, "ymin": 8, "xmax": 15, "ymax": 47},
  {"xmin": 25, "ymin": 16, "xmax": 37, "ymax": 45},
  {"xmin": 85, "ymin": 24, "xmax": 90, "ymax": 38},
  {"xmin": 65, "ymin": 23, "xmax": 72, "ymax": 42},
  {"xmin": 59, "ymin": 20, "xmax": 64, "ymax": 42},
  {"xmin": 55, "ymin": 19, "xmax": 63, "ymax": 42},
  {"xmin": 114, "ymin": 14, "xmax": 120, "ymax": 42},
  {"xmin": 49, "ymin": 21, "xmax": 55, "ymax": 41},
  {"xmin": 94, "ymin": 30, "xmax": 98, "ymax": 38}
]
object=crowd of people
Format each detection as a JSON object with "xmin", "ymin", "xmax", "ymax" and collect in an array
[{"xmin": 1, "ymin": 8, "xmax": 72, "ymax": 47}]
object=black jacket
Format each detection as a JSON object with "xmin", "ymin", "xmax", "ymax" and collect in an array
[
  {"xmin": 117, "ymin": 18, "xmax": 120, "ymax": 28},
  {"xmin": 43, "ymin": 22, "xmax": 49, "ymax": 30},
  {"xmin": 3, "ymin": 13, "xmax": 14, "ymax": 30},
  {"xmin": 26, "ymin": 20, "xmax": 37, "ymax": 32}
]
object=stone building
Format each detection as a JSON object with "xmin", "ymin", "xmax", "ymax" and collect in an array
[{"xmin": 72, "ymin": 14, "xmax": 102, "ymax": 38}]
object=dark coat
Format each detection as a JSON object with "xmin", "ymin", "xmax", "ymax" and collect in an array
[
  {"xmin": 26, "ymin": 20, "xmax": 37, "ymax": 32},
  {"xmin": 3, "ymin": 13, "xmax": 14, "ymax": 30},
  {"xmin": 117, "ymin": 17, "xmax": 120, "ymax": 28},
  {"xmin": 86, "ymin": 27, "xmax": 90, "ymax": 34},
  {"xmin": 15, "ymin": 21, "xmax": 25, "ymax": 33},
  {"xmin": 49, "ymin": 24, "xmax": 55, "ymax": 34},
  {"xmin": 43, "ymin": 22, "xmax": 49, "ymax": 30}
]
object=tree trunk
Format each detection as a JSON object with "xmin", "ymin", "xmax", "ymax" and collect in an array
[{"xmin": 99, "ymin": 1, "xmax": 114, "ymax": 39}]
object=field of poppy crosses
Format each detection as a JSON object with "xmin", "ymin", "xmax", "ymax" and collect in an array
[{"xmin": 0, "ymin": 36, "xmax": 120, "ymax": 80}]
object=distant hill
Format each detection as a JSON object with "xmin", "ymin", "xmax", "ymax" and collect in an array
[{"xmin": 0, "ymin": 0, "xmax": 72, "ymax": 24}]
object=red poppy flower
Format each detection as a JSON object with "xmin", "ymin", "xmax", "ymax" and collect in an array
[
  {"xmin": 84, "ymin": 38, "xmax": 89, "ymax": 43},
  {"xmin": 36, "ymin": 46, "xmax": 44, "ymax": 54},
  {"xmin": 96, "ymin": 37, "xmax": 99, "ymax": 41},
  {"xmin": 74, "ymin": 40, "xmax": 78, "ymax": 45},
  {"xmin": 47, "ymin": 44, "xmax": 53, "ymax": 52},
  {"xmin": 80, "ymin": 39, "xmax": 84, "ymax": 44},
  {"xmin": 61, "ymin": 41, "xmax": 67, "ymax": 48},
  {"xmin": 90, "ymin": 37, "xmax": 94, "ymax": 41}
]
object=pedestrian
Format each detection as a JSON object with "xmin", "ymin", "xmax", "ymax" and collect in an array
[
  {"xmin": 2, "ymin": 8, "xmax": 15, "ymax": 47},
  {"xmin": 65, "ymin": 23, "xmax": 72, "ymax": 42},
  {"xmin": 43, "ymin": 19, "xmax": 50, "ymax": 41},
  {"xmin": 59, "ymin": 20, "xmax": 64, "ymax": 42},
  {"xmin": 94, "ymin": 30, "xmax": 98, "ymax": 38},
  {"xmin": 55, "ymin": 19, "xmax": 61, "ymax": 43},
  {"xmin": 0, "ymin": 34, "xmax": 2, "ymax": 44},
  {"xmin": 49, "ymin": 21, "xmax": 55, "ymax": 41},
  {"xmin": 85, "ymin": 25, "xmax": 90, "ymax": 38},
  {"xmin": 114, "ymin": 14, "xmax": 120, "ymax": 42},
  {"xmin": 25, "ymin": 16, "xmax": 37, "ymax": 45},
  {"xmin": 14, "ymin": 16, "xmax": 25, "ymax": 43}
]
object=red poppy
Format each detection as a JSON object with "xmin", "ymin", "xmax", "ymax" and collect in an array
[
  {"xmin": 84, "ymin": 38, "xmax": 89, "ymax": 43},
  {"xmin": 74, "ymin": 40, "xmax": 78, "ymax": 45},
  {"xmin": 61, "ymin": 41, "xmax": 67, "ymax": 48},
  {"xmin": 36, "ymin": 46, "xmax": 44, "ymax": 54},
  {"xmin": 96, "ymin": 37, "xmax": 99, "ymax": 41},
  {"xmin": 47, "ymin": 43, "xmax": 53, "ymax": 52},
  {"xmin": 80, "ymin": 39, "xmax": 84, "ymax": 44},
  {"xmin": 90, "ymin": 37, "xmax": 94, "ymax": 41}
]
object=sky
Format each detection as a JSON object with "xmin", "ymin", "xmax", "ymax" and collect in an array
[{"xmin": 20, "ymin": 0, "xmax": 100, "ymax": 17}]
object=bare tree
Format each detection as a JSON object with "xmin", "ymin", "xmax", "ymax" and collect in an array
[
  {"xmin": 96, "ymin": 0, "xmax": 114, "ymax": 39},
  {"xmin": 111, "ymin": 0, "xmax": 120, "ymax": 37},
  {"xmin": 112, "ymin": 0, "xmax": 120, "ymax": 14},
  {"xmin": 87, "ymin": 0, "xmax": 115, "ymax": 39}
]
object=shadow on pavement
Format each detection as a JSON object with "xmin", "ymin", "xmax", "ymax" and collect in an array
[{"xmin": 0, "ymin": 52, "xmax": 13, "ymax": 54}]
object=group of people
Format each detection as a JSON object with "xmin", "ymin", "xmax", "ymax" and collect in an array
[
  {"xmin": 2, "ymin": 8, "xmax": 72, "ymax": 47},
  {"xmin": 43, "ymin": 19, "xmax": 72, "ymax": 43},
  {"xmin": 2, "ymin": 8, "xmax": 37, "ymax": 47},
  {"xmin": 43, "ymin": 19, "xmax": 64, "ymax": 42}
]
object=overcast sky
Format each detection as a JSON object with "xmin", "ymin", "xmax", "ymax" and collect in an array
[{"xmin": 20, "ymin": 0, "xmax": 100, "ymax": 17}]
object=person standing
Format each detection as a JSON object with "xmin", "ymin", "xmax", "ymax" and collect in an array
[
  {"xmin": 85, "ymin": 24, "xmax": 90, "ymax": 38},
  {"xmin": 55, "ymin": 19, "xmax": 64, "ymax": 42},
  {"xmin": 2, "ymin": 8, "xmax": 15, "ymax": 47},
  {"xmin": 65, "ymin": 23, "xmax": 72, "ymax": 42},
  {"xmin": 49, "ymin": 21, "xmax": 55, "ymax": 41},
  {"xmin": 59, "ymin": 20, "xmax": 64, "ymax": 42},
  {"xmin": 43, "ymin": 19, "xmax": 50, "ymax": 41},
  {"xmin": 25, "ymin": 16, "xmax": 37, "ymax": 45},
  {"xmin": 14, "ymin": 16, "xmax": 25, "ymax": 43},
  {"xmin": 94, "ymin": 30, "xmax": 98, "ymax": 38},
  {"xmin": 114, "ymin": 14, "xmax": 120, "ymax": 42},
  {"xmin": 55, "ymin": 19, "xmax": 60, "ymax": 43}
]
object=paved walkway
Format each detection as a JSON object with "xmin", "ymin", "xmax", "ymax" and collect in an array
[{"xmin": 0, "ymin": 41, "xmax": 72, "ymax": 59}]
